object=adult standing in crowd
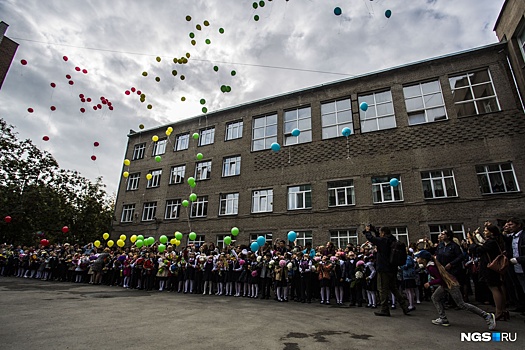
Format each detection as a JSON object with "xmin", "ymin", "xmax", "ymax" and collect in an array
[{"xmin": 504, "ymin": 217, "xmax": 525, "ymax": 315}]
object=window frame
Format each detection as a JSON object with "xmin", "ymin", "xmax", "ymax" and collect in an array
[
  {"xmin": 421, "ymin": 169, "xmax": 458, "ymax": 199},
  {"xmin": 164, "ymin": 199, "xmax": 181, "ymax": 220},
  {"xmin": 330, "ymin": 229, "xmax": 358, "ymax": 248},
  {"xmin": 222, "ymin": 155, "xmax": 241, "ymax": 177},
  {"xmin": 292, "ymin": 231, "xmax": 313, "ymax": 247},
  {"xmin": 219, "ymin": 193, "xmax": 239, "ymax": 216},
  {"xmin": 169, "ymin": 165, "xmax": 186, "ymax": 185},
  {"xmin": 428, "ymin": 224, "xmax": 465, "ymax": 244},
  {"xmin": 141, "ymin": 202, "xmax": 157, "ymax": 222},
  {"xmin": 284, "ymin": 106, "xmax": 312, "ymax": 146},
  {"xmin": 476, "ymin": 162, "xmax": 520, "ymax": 195},
  {"xmin": 152, "ymin": 138, "xmax": 167, "ymax": 156},
  {"xmin": 225, "ymin": 120, "xmax": 243, "ymax": 141},
  {"xmin": 187, "ymin": 235, "xmax": 206, "ymax": 247},
  {"xmin": 146, "ymin": 169, "xmax": 162, "ymax": 188},
  {"xmin": 358, "ymin": 90, "xmax": 396, "ymax": 133},
  {"xmin": 190, "ymin": 196, "xmax": 209, "ymax": 218},
  {"xmin": 174, "ymin": 133, "xmax": 190, "ymax": 152},
  {"xmin": 195, "ymin": 160, "xmax": 212, "ymax": 181},
  {"xmin": 251, "ymin": 189, "xmax": 273, "ymax": 213},
  {"xmin": 328, "ymin": 180, "xmax": 355, "ymax": 207},
  {"xmin": 321, "ymin": 98, "xmax": 353, "ymax": 140},
  {"xmin": 287, "ymin": 185, "xmax": 312, "ymax": 210},
  {"xmin": 403, "ymin": 80, "xmax": 447, "ymax": 125},
  {"xmin": 391, "ymin": 227, "xmax": 410, "ymax": 246},
  {"xmin": 132, "ymin": 143, "xmax": 146, "ymax": 160},
  {"xmin": 250, "ymin": 233, "xmax": 273, "ymax": 246},
  {"xmin": 126, "ymin": 172, "xmax": 140, "ymax": 191},
  {"xmin": 198, "ymin": 127, "xmax": 215, "ymax": 146},
  {"xmin": 121, "ymin": 204, "xmax": 135, "ymax": 223},
  {"xmin": 372, "ymin": 176, "xmax": 403, "ymax": 204},
  {"xmin": 252, "ymin": 113, "xmax": 278, "ymax": 152}
]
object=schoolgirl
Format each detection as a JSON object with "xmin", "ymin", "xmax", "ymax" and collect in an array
[
  {"xmin": 401, "ymin": 250, "xmax": 417, "ymax": 311},
  {"xmin": 202, "ymin": 255, "xmax": 215, "ymax": 295},
  {"xmin": 259, "ymin": 253, "xmax": 273, "ymax": 299},
  {"xmin": 298, "ymin": 252, "xmax": 313, "ymax": 303},
  {"xmin": 122, "ymin": 254, "xmax": 131, "ymax": 288},
  {"xmin": 274, "ymin": 256, "xmax": 288, "ymax": 302},
  {"xmin": 249, "ymin": 255, "xmax": 261, "ymax": 298},
  {"xmin": 351, "ymin": 259, "xmax": 366, "ymax": 307},
  {"xmin": 184, "ymin": 252, "xmax": 196, "ymax": 294},
  {"xmin": 156, "ymin": 256, "xmax": 169, "ymax": 291},
  {"xmin": 214, "ymin": 253, "xmax": 227, "ymax": 296},
  {"xmin": 142, "ymin": 252, "xmax": 155, "ymax": 291},
  {"xmin": 332, "ymin": 253, "xmax": 345, "ymax": 305},
  {"xmin": 364, "ymin": 255, "xmax": 377, "ymax": 308},
  {"xmin": 318, "ymin": 256, "xmax": 333, "ymax": 304}
]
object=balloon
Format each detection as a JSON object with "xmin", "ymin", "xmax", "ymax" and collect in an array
[
  {"xmin": 94, "ymin": 240, "xmax": 101, "ymax": 248},
  {"xmin": 231, "ymin": 227, "xmax": 239, "ymax": 236},
  {"xmin": 200, "ymin": 99, "xmax": 206, "ymax": 105},
  {"xmin": 158, "ymin": 244, "xmax": 166, "ymax": 253},
  {"xmin": 189, "ymin": 232, "xmax": 197, "ymax": 241},
  {"xmin": 139, "ymin": 124, "xmax": 145, "ymax": 129},
  {"xmin": 27, "ymin": 108, "xmax": 34, "ymax": 113},
  {"xmin": 182, "ymin": 200, "xmax": 189, "ymax": 207},
  {"xmin": 42, "ymin": 136, "xmax": 50, "ymax": 141},
  {"xmin": 4, "ymin": 216, "xmax": 12, "ymax": 223},
  {"xmin": 94, "ymin": 141, "xmax": 100, "ymax": 147},
  {"xmin": 75, "ymin": 66, "xmax": 80, "ymax": 71},
  {"xmin": 291, "ymin": 128, "xmax": 300, "ymax": 137},
  {"xmin": 130, "ymin": 235, "xmax": 137, "ymax": 243},
  {"xmin": 203, "ymin": 20, "xmax": 210, "ymax": 26},
  {"xmin": 181, "ymin": 96, "xmax": 186, "ymax": 101},
  {"xmin": 186, "ymin": 15, "xmax": 192, "ymax": 21},
  {"xmin": 342, "ymin": 127, "xmax": 352, "ymax": 137},
  {"xmin": 257, "ymin": 236, "xmax": 266, "ymax": 246},
  {"xmin": 224, "ymin": 236, "xmax": 232, "ymax": 245},
  {"xmin": 146, "ymin": 174, "xmax": 153, "ymax": 180},
  {"xmin": 63, "ymin": 56, "xmax": 68, "ymax": 61},
  {"xmin": 189, "ymin": 182, "xmax": 196, "ymax": 188},
  {"xmin": 123, "ymin": 172, "xmax": 129, "ymax": 178},
  {"xmin": 155, "ymin": 156, "xmax": 162, "ymax": 162},
  {"xmin": 82, "ymin": 69, "xmax": 88, "ymax": 74},
  {"xmin": 159, "ymin": 235, "xmax": 168, "ymax": 244},
  {"xmin": 66, "ymin": 74, "xmax": 72, "ymax": 79},
  {"xmin": 187, "ymin": 177, "xmax": 196, "ymax": 185},
  {"xmin": 152, "ymin": 135, "xmax": 159, "ymax": 142},
  {"xmin": 137, "ymin": 235, "xmax": 144, "ymax": 241},
  {"xmin": 62, "ymin": 226, "xmax": 69, "ymax": 233},
  {"xmin": 389, "ymin": 178, "xmax": 400, "ymax": 187},
  {"xmin": 175, "ymin": 232, "xmax": 183, "ymax": 240},
  {"xmin": 213, "ymin": 66, "xmax": 219, "ymax": 72},
  {"xmin": 155, "ymin": 77, "xmax": 160, "ymax": 82},
  {"xmin": 270, "ymin": 142, "xmax": 281, "ymax": 152},
  {"xmin": 68, "ymin": 80, "xmax": 74, "ymax": 85},
  {"xmin": 107, "ymin": 240, "xmax": 114, "ymax": 247},
  {"xmin": 192, "ymin": 132, "xmax": 199, "ymax": 140},
  {"xmin": 142, "ymin": 71, "xmax": 148, "ymax": 76},
  {"xmin": 196, "ymin": 153, "xmax": 203, "ymax": 160},
  {"xmin": 124, "ymin": 159, "xmax": 130, "ymax": 166},
  {"xmin": 50, "ymin": 83, "xmax": 56, "ymax": 88},
  {"xmin": 334, "ymin": 7, "xmax": 342, "ymax": 16},
  {"xmin": 259, "ymin": 0, "xmax": 265, "ymax": 7},
  {"xmin": 174, "ymin": 239, "xmax": 181, "ymax": 247},
  {"xmin": 170, "ymin": 238, "xmax": 177, "ymax": 245},
  {"xmin": 41, "ymin": 239, "xmax": 49, "ymax": 246},
  {"xmin": 147, "ymin": 237, "xmax": 155, "ymax": 245},
  {"xmin": 288, "ymin": 231, "xmax": 297, "ymax": 242},
  {"xmin": 167, "ymin": 127, "xmax": 173, "ymax": 133},
  {"xmin": 50, "ymin": 106, "xmax": 56, "ymax": 111},
  {"xmin": 385, "ymin": 9, "xmax": 392, "ymax": 18},
  {"xmin": 359, "ymin": 102, "xmax": 368, "ymax": 112},
  {"xmin": 91, "ymin": 155, "xmax": 97, "ymax": 161},
  {"xmin": 117, "ymin": 239, "xmax": 125, "ymax": 248},
  {"xmin": 189, "ymin": 193, "xmax": 197, "ymax": 202},
  {"xmin": 21, "ymin": 59, "xmax": 27, "ymax": 65},
  {"xmin": 80, "ymin": 108, "xmax": 85, "ymax": 113},
  {"xmin": 135, "ymin": 240, "xmax": 143, "ymax": 248},
  {"xmin": 252, "ymin": 2, "xmax": 258, "ymax": 9},
  {"xmin": 119, "ymin": 234, "xmax": 127, "ymax": 241},
  {"xmin": 254, "ymin": 15, "xmax": 260, "ymax": 21},
  {"xmin": 180, "ymin": 75, "xmax": 185, "ymax": 80},
  {"xmin": 197, "ymin": 24, "xmax": 202, "ymax": 31},
  {"xmin": 87, "ymin": 98, "xmax": 92, "ymax": 102},
  {"xmin": 219, "ymin": 28, "xmax": 225, "ymax": 34},
  {"xmin": 202, "ymin": 107, "xmax": 208, "ymax": 114},
  {"xmin": 231, "ymin": 70, "xmax": 236, "ymax": 76},
  {"xmin": 250, "ymin": 242, "xmax": 259, "ymax": 252},
  {"xmin": 103, "ymin": 233, "xmax": 109, "ymax": 240},
  {"xmin": 156, "ymin": 56, "xmax": 161, "ymax": 62}
]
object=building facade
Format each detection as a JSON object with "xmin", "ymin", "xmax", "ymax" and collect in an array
[{"xmin": 0, "ymin": 22, "xmax": 19, "ymax": 91}]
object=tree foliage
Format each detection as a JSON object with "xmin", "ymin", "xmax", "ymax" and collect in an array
[{"xmin": 0, "ymin": 118, "xmax": 114, "ymax": 246}]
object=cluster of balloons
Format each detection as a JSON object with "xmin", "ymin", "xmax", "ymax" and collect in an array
[
  {"xmin": 250, "ymin": 235, "xmax": 267, "ymax": 252},
  {"xmin": 91, "ymin": 141, "xmax": 100, "ymax": 161},
  {"xmin": 251, "ymin": 1, "xmax": 268, "ymax": 21},
  {"xmin": 40, "ymin": 239, "xmax": 50, "ymax": 246},
  {"xmin": 122, "ymin": 159, "xmax": 131, "ymax": 178}
]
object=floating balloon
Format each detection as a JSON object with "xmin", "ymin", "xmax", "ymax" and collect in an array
[
  {"xmin": 202, "ymin": 107, "xmax": 208, "ymax": 113},
  {"xmin": 139, "ymin": 124, "xmax": 145, "ymax": 129},
  {"xmin": 334, "ymin": 7, "xmax": 342, "ymax": 16},
  {"xmin": 130, "ymin": 235, "xmax": 137, "ymax": 243},
  {"xmin": 250, "ymin": 242, "xmax": 259, "ymax": 252},
  {"xmin": 147, "ymin": 237, "xmax": 155, "ymax": 246},
  {"xmin": 203, "ymin": 20, "xmax": 210, "ymax": 26},
  {"xmin": 94, "ymin": 240, "xmax": 101, "ymax": 248},
  {"xmin": 189, "ymin": 193, "xmax": 197, "ymax": 202},
  {"xmin": 66, "ymin": 74, "xmax": 71, "ymax": 79},
  {"xmin": 124, "ymin": 159, "xmax": 130, "ymax": 166},
  {"xmin": 175, "ymin": 232, "xmax": 183, "ymax": 241},
  {"xmin": 231, "ymin": 70, "xmax": 236, "ymax": 76},
  {"xmin": 41, "ymin": 239, "xmax": 50, "ymax": 246},
  {"xmin": 68, "ymin": 80, "xmax": 74, "ymax": 85},
  {"xmin": 259, "ymin": 1, "xmax": 265, "ymax": 7},
  {"xmin": 75, "ymin": 66, "xmax": 80, "ymax": 71},
  {"xmin": 174, "ymin": 239, "xmax": 181, "ymax": 247},
  {"xmin": 62, "ymin": 226, "xmax": 69, "ymax": 233},
  {"xmin": 119, "ymin": 234, "xmax": 126, "ymax": 241},
  {"xmin": 231, "ymin": 227, "xmax": 239, "ymax": 236},
  {"xmin": 91, "ymin": 155, "xmax": 97, "ymax": 161},
  {"xmin": 80, "ymin": 108, "xmax": 85, "ymax": 113},
  {"xmin": 359, "ymin": 102, "xmax": 368, "ymax": 112},
  {"xmin": 107, "ymin": 240, "xmax": 114, "ymax": 247},
  {"xmin": 186, "ymin": 15, "xmax": 192, "ymax": 21},
  {"xmin": 385, "ymin": 9, "xmax": 392, "ymax": 18},
  {"xmin": 137, "ymin": 235, "xmax": 144, "ymax": 241},
  {"xmin": 170, "ymin": 238, "xmax": 177, "ymax": 245},
  {"xmin": 135, "ymin": 240, "xmax": 143, "ymax": 248},
  {"xmin": 21, "ymin": 59, "xmax": 27, "ymax": 65},
  {"xmin": 224, "ymin": 236, "xmax": 232, "ymax": 245},
  {"xmin": 342, "ymin": 127, "xmax": 352, "ymax": 137},
  {"xmin": 4, "ymin": 216, "xmax": 12, "ymax": 223},
  {"xmin": 42, "ymin": 136, "xmax": 50, "ymax": 141},
  {"xmin": 94, "ymin": 141, "xmax": 100, "ymax": 147},
  {"xmin": 254, "ymin": 15, "xmax": 260, "ymax": 21},
  {"xmin": 27, "ymin": 108, "xmax": 34, "ymax": 113},
  {"xmin": 155, "ymin": 156, "xmax": 162, "ymax": 162},
  {"xmin": 257, "ymin": 236, "xmax": 266, "ymax": 247},
  {"xmin": 189, "ymin": 232, "xmax": 197, "ymax": 241},
  {"xmin": 117, "ymin": 239, "xmax": 125, "ymax": 248},
  {"xmin": 389, "ymin": 178, "xmax": 400, "ymax": 187},
  {"xmin": 82, "ymin": 69, "xmax": 88, "ymax": 74},
  {"xmin": 291, "ymin": 128, "xmax": 300, "ymax": 137},
  {"xmin": 123, "ymin": 171, "xmax": 129, "ymax": 178},
  {"xmin": 103, "ymin": 233, "xmax": 109, "ymax": 240},
  {"xmin": 187, "ymin": 177, "xmax": 196, "ymax": 185},
  {"xmin": 196, "ymin": 153, "xmax": 203, "ymax": 160},
  {"xmin": 50, "ymin": 106, "xmax": 56, "ymax": 111},
  {"xmin": 192, "ymin": 132, "xmax": 199, "ymax": 140},
  {"xmin": 63, "ymin": 56, "xmax": 68, "ymax": 61},
  {"xmin": 159, "ymin": 235, "xmax": 168, "ymax": 244},
  {"xmin": 219, "ymin": 28, "xmax": 225, "ymax": 34},
  {"xmin": 270, "ymin": 142, "xmax": 281, "ymax": 152},
  {"xmin": 156, "ymin": 56, "xmax": 161, "ymax": 62},
  {"xmin": 288, "ymin": 231, "xmax": 297, "ymax": 242},
  {"xmin": 50, "ymin": 82, "xmax": 56, "ymax": 88},
  {"xmin": 181, "ymin": 96, "xmax": 186, "ymax": 101},
  {"xmin": 158, "ymin": 244, "xmax": 166, "ymax": 253},
  {"xmin": 146, "ymin": 173, "xmax": 153, "ymax": 180},
  {"xmin": 253, "ymin": 2, "xmax": 258, "ymax": 9}
]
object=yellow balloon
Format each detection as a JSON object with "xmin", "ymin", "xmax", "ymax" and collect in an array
[
  {"xmin": 102, "ymin": 233, "xmax": 109, "ymax": 240},
  {"xmin": 175, "ymin": 239, "xmax": 181, "ymax": 247},
  {"xmin": 107, "ymin": 240, "xmax": 114, "ymax": 247},
  {"xmin": 124, "ymin": 159, "xmax": 130, "ymax": 166},
  {"xmin": 167, "ymin": 127, "xmax": 173, "ymax": 132},
  {"xmin": 94, "ymin": 240, "xmax": 101, "ymax": 248},
  {"xmin": 165, "ymin": 130, "xmax": 172, "ymax": 136},
  {"xmin": 123, "ymin": 171, "xmax": 129, "ymax": 178},
  {"xmin": 117, "ymin": 239, "xmax": 125, "ymax": 248},
  {"xmin": 170, "ymin": 238, "xmax": 177, "ymax": 245},
  {"xmin": 152, "ymin": 135, "xmax": 159, "ymax": 142},
  {"xmin": 146, "ymin": 173, "xmax": 153, "ymax": 180},
  {"xmin": 130, "ymin": 235, "xmax": 137, "ymax": 243}
]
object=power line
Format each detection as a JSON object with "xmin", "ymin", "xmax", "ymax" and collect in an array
[{"xmin": 12, "ymin": 36, "xmax": 355, "ymax": 77}]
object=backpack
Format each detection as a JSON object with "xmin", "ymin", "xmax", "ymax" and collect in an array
[{"xmin": 390, "ymin": 239, "xmax": 407, "ymax": 267}]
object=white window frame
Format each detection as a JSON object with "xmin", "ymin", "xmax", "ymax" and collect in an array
[
  {"xmin": 404, "ymin": 80, "xmax": 447, "ymax": 125},
  {"xmin": 293, "ymin": 231, "xmax": 313, "ymax": 247},
  {"xmin": 330, "ymin": 229, "xmax": 358, "ymax": 248},
  {"xmin": 121, "ymin": 204, "xmax": 135, "ymax": 223},
  {"xmin": 252, "ymin": 114, "xmax": 278, "ymax": 151},
  {"xmin": 250, "ymin": 233, "xmax": 273, "ymax": 245},
  {"xmin": 222, "ymin": 156, "xmax": 241, "ymax": 177},
  {"xmin": 146, "ymin": 169, "xmax": 162, "ymax": 188},
  {"xmin": 421, "ymin": 169, "xmax": 458, "ymax": 199},
  {"xmin": 142, "ymin": 202, "xmax": 157, "ymax": 221},
  {"xmin": 476, "ymin": 162, "xmax": 519, "ymax": 194},
  {"xmin": 372, "ymin": 176, "xmax": 403, "ymax": 203},
  {"xmin": 359, "ymin": 90, "xmax": 396, "ymax": 133},
  {"xmin": 428, "ymin": 224, "xmax": 465, "ymax": 244},
  {"xmin": 219, "ymin": 193, "xmax": 239, "ymax": 216},
  {"xmin": 287, "ymin": 185, "xmax": 312, "ymax": 210},
  {"xmin": 328, "ymin": 180, "xmax": 355, "ymax": 207},
  {"xmin": 132, "ymin": 143, "xmax": 146, "ymax": 160},
  {"xmin": 174, "ymin": 133, "xmax": 189, "ymax": 151},
  {"xmin": 391, "ymin": 227, "xmax": 409, "ymax": 246},
  {"xmin": 449, "ymin": 69, "xmax": 501, "ymax": 117},
  {"xmin": 152, "ymin": 138, "xmax": 167, "ymax": 156},
  {"xmin": 195, "ymin": 161, "xmax": 212, "ymax": 181},
  {"xmin": 188, "ymin": 235, "xmax": 206, "ymax": 246},
  {"xmin": 226, "ymin": 120, "xmax": 243, "ymax": 141},
  {"xmin": 164, "ymin": 199, "xmax": 181, "ymax": 220},
  {"xmin": 519, "ymin": 26, "xmax": 525, "ymax": 62},
  {"xmin": 199, "ymin": 127, "xmax": 215, "ymax": 146},
  {"xmin": 284, "ymin": 106, "xmax": 312, "ymax": 145},
  {"xmin": 252, "ymin": 189, "xmax": 273, "ymax": 213},
  {"xmin": 321, "ymin": 98, "xmax": 353, "ymax": 139},
  {"xmin": 190, "ymin": 196, "xmax": 208, "ymax": 218},
  {"xmin": 126, "ymin": 173, "xmax": 140, "ymax": 191},
  {"xmin": 169, "ymin": 165, "xmax": 186, "ymax": 184}
]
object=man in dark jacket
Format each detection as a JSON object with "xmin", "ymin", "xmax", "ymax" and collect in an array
[
  {"xmin": 364, "ymin": 225, "xmax": 411, "ymax": 317},
  {"xmin": 504, "ymin": 217, "xmax": 525, "ymax": 313}
]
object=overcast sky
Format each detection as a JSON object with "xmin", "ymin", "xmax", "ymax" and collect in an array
[{"xmin": 0, "ymin": 0, "xmax": 505, "ymax": 195}]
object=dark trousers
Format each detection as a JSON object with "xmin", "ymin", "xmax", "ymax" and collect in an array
[
  {"xmin": 377, "ymin": 271, "xmax": 408, "ymax": 313},
  {"xmin": 261, "ymin": 277, "xmax": 272, "ymax": 298},
  {"xmin": 300, "ymin": 273, "xmax": 312, "ymax": 301}
]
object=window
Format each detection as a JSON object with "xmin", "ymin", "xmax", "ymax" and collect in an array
[
  {"xmin": 372, "ymin": 176, "xmax": 403, "ymax": 203},
  {"xmin": 284, "ymin": 107, "xmax": 312, "ymax": 145},
  {"xmin": 146, "ymin": 169, "xmax": 162, "ymax": 188},
  {"xmin": 330, "ymin": 229, "xmax": 358, "ymax": 248},
  {"xmin": 188, "ymin": 234, "xmax": 205, "ymax": 246},
  {"xmin": 293, "ymin": 231, "xmax": 312, "ymax": 246},
  {"xmin": 449, "ymin": 69, "xmax": 500, "ymax": 117},
  {"xmin": 164, "ymin": 199, "xmax": 181, "ymax": 220},
  {"xmin": 126, "ymin": 173, "xmax": 140, "ymax": 191},
  {"xmin": 519, "ymin": 27, "xmax": 525, "ymax": 62},
  {"xmin": 288, "ymin": 185, "xmax": 312, "ymax": 210},
  {"xmin": 190, "ymin": 196, "xmax": 208, "ymax": 218},
  {"xmin": 219, "ymin": 193, "xmax": 239, "ymax": 215},
  {"xmin": 421, "ymin": 170, "xmax": 457, "ymax": 199},
  {"xmin": 121, "ymin": 204, "xmax": 135, "ymax": 223},
  {"xmin": 174, "ymin": 133, "xmax": 189, "ymax": 151},
  {"xmin": 252, "ymin": 189, "xmax": 273, "ymax": 213},
  {"xmin": 359, "ymin": 90, "xmax": 396, "ymax": 133},
  {"xmin": 328, "ymin": 180, "xmax": 355, "ymax": 206},
  {"xmin": 195, "ymin": 161, "xmax": 212, "ymax": 180},
  {"xmin": 199, "ymin": 127, "xmax": 215, "ymax": 146},
  {"xmin": 132, "ymin": 143, "xmax": 146, "ymax": 160},
  {"xmin": 222, "ymin": 156, "xmax": 241, "ymax": 177},
  {"xmin": 391, "ymin": 227, "xmax": 409, "ymax": 246},
  {"xmin": 226, "ymin": 120, "xmax": 243, "ymax": 140},
  {"xmin": 476, "ymin": 163, "xmax": 519, "ymax": 194},
  {"xmin": 169, "ymin": 165, "xmax": 185, "ymax": 184},
  {"xmin": 321, "ymin": 99, "xmax": 353, "ymax": 139},
  {"xmin": 250, "ymin": 233, "xmax": 273, "ymax": 245},
  {"xmin": 142, "ymin": 202, "xmax": 157, "ymax": 221},
  {"xmin": 152, "ymin": 138, "xmax": 167, "ymax": 156},
  {"xmin": 428, "ymin": 224, "xmax": 465, "ymax": 244},
  {"xmin": 252, "ymin": 114, "xmax": 277, "ymax": 151},
  {"xmin": 216, "ymin": 235, "xmax": 227, "ymax": 248},
  {"xmin": 404, "ymin": 80, "xmax": 447, "ymax": 125}
]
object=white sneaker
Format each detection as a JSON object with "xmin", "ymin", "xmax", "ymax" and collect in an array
[
  {"xmin": 485, "ymin": 313, "xmax": 496, "ymax": 331},
  {"xmin": 432, "ymin": 317, "xmax": 450, "ymax": 327}
]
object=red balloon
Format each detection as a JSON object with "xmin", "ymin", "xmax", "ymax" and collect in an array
[
  {"xmin": 102, "ymin": 100, "xmax": 107, "ymax": 105},
  {"xmin": 107, "ymin": 102, "xmax": 112, "ymax": 106},
  {"xmin": 41, "ymin": 239, "xmax": 50, "ymax": 246},
  {"xmin": 91, "ymin": 155, "xmax": 97, "ymax": 161},
  {"xmin": 50, "ymin": 106, "xmax": 56, "ymax": 111},
  {"xmin": 4, "ymin": 216, "xmax": 12, "ymax": 223},
  {"xmin": 87, "ymin": 98, "xmax": 92, "ymax": 102},
  {"xmin": 137, "ymin": 90, "xmax": 141, "ymax": 95},
  {"xmin": 109, "ymin": 106, "xmax": 114, "ymax": 111},
  {"xmin": 66, "ymin": 74, "xmax": 71, "ymax": 79},
  {"xmin": 131, "ymin": 87, "xmax": 136, "ymax": 92},
  {"xmin": 82, "ymin": 69, "xmax": 88, "ymax": 74},
  {"xmin": 27, "ymin": 108, "xmax": 34, "ymax": 113},
  {"xmin": 80, "ymin": 108, "xmax": 85, "ymax": 113},
  {"xmin": 97, "ymin": 104, "xmax": 102, "ymax": 109},
  {"xmin": 94, "ymin": 141, "xmax": 100, "ymax": 147},
  {"xmin": 21, "ymin": 59, "xmax": 27, "ymax": 65},
  {"xmin": 125, "ymin": 90, "xmax": 130, "ymax": 95},
  {"xmin": 81, "ymin": 98, "xmax": 86, "ymax": 103},
  {"xmin": 69, "ymin": 80, "xmax": 74, "ymax": 85},
  {"xmin": 93, "ymin": 106, "xmax": 97, "ymax": 110},
  {"xmin": 50, "ymin": 82, "xmax": 56, "ymax": 88},
  {"xmin": 75, "ymin": 66, "xmax": 81, "ymax": 71},
  {"xmin": 62, "ymin": 226, "xmax": 69, "ymax": 233},
  {"xmin": 43, "ymin": 136, "xmax": 50, "ymax": 141},
  {"xmin": 63, "ymin": 56, "xmax": 68, "ymax": 61},
  {"xmin": 79, "ymin": 94, "xmax": 84, "ymax": 98},
  {"xmin": 100, "ymin": 96, "xmax": 105, "ymax": 100}
]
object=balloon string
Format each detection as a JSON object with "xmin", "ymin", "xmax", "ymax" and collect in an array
[
  {"xmin": 288, "ymin": 147, "xmax": 291, "ymax": 164},
  {"xmin": 346, "ymin": 137, "xmax": 350, "ymax": 159}
]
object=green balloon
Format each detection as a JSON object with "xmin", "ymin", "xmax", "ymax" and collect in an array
[
  {"xmin": 224, "ymin": 236, "xmax": 232, "ymax": 245},
  {"xmin": 219, "ymin": 28, "xmax": 225, "ymax": 34},
  {"xmin": 213, "ymin": 66, "xmax": 219, "ymax": 72},
  {"xmin": 259, "ymin": 1, "xmax": 265, "ymax": 7},
  {"xmin": 200, "ymin": 99, "xmax": 206, "ymax": 105},
  {"xmin": 189, "ymin": 193, "xmax": 197, "ymax": 202},
  {"xmin": 192, "ymin": 132, "xmax": 199, "ymax": 140},
  {"xmin": 231, "ymin": 70, "xmax": 236, "ymax": 76},
  {"xmin": 226, "ymin": 86, "xmax": 232, "ymax": 92},
  {"xmin": 182, "ymin": 200, "xmax": 189, "ymax": 207},
  {"xmin": 142, "ymin": 71, "xmax": 148, "ymax": 76},
  {"xmin": 187, "ymin": 177, "xmax": 195, "ymax": 184},
  {"xmin": 175, "ymin": 232, "xmax": 183, "ymax": 240},
  {"xmin": 252, "ymin": 2, "xmax": 258, "ymax": 9},
  {"xmin": 205, "ymin": 39, "xmax": 211, "ymax": 45},
  {"xmin": 220, "ymin": 85, "xmax": 227, "ymax": 92},
  {"xmin": 189, "ymin": 182, "xmax": 196, "ymax": 188},
  {"xmin": 202, "ymin": 107, "xmax": 208, "ymax": 114},
  {"xmin": 231, "ymin": 227, "xmax": 239, "ymax": 236},
  {"xmin": 196, "ymin": 153, "xmax": 203, "ymax": 160},
  {"xmin": 155, "ymin": 77, "xmax": 160, "ymax": 82},
  {"xmin": 135, "ymin": 240, "xmax": 143, "ymax": 248},
  {"xmin": 159, "ymin": 235, "xmax": 168, "ymax": 244},
  {"xmin": 254, "ymin": 15, "xmax": 259, "ymax": 21},
  {"xmin": 189, "ymin": 32, "xmax": 195, "ymax": 38},
  {"xmin": 155, "ymin": 156, "xmax": 161, "ymax": 162},
  {"xmin": 158, "ymin": 244, "xmax": 166, "ymax": 253},
  {"xmin": 148, "ymin": 237, "xmax": 155, "ymax": 245},
  {"xmin": 137, "ymin": 235, "xmax": 144, "ymax": 241},
  {"xmin": 172, "ymin": 70, "xmax": 177, "ymax": 76},
  {"xmin": 189, "ymin": 232, "xmax": 197, "ymax": 241}
]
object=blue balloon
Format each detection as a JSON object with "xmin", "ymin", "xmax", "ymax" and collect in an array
[
  {"xmin": 359, "ymin": 102, "xmax": 368, "ymax": 112},
  {"xmin": 270, "ymin": 142, "xmax": 281, "ymax": 152},
  {"xmin": 385, "ymin": 9, "xmax": 392, "ymax": 18},
  {"xmin": 334, "ymin": 7, "xmax": 342, "ymax": 16},
  {"xmin": 341, "ymin": 127, "xmax": 352, "ymax": 137},
  {"xmin": 250, "ymin": 241, "xmax": 260, "ymax": 252},
  {"xmin": 389, "ymin": 178, "xmax": 399, "ymax": 187},
  {"xmin": 291, "ymin": 128, "xmax": 300, "ymax": 137},
  {"xmin": 287, "ymin": 231, "xmax": 297, "ymax": 242},
  {"xmin": 257, "ymin": 236, "xmax": 266, "ymax": 246}
]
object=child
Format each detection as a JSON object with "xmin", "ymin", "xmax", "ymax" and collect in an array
[
  {"xmin": 364, "ymin": 255, "xmax": 377, "ymax": 308},
  {"xmin": 415, "ymin": 250, "xmax": 496, "ymax": 329},
  {"xmin": 318, "ymin": 256, "xmax": 333, "ymax": 305},
  {"xmin": 351, "ymin": 259, "xmax": 366, "ymax": 307}
]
